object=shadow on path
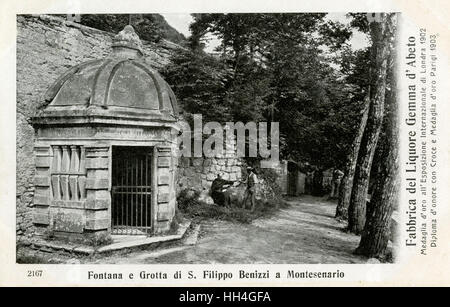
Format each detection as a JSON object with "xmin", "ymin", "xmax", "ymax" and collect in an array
[{"xmin": 137, "ymin": 195, "xmax": 367, "ymax": 264}]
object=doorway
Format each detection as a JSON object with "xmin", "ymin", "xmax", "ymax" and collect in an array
[{"xmin": 111, "ymin": 146, "xmax": 153, "ymax": 235}]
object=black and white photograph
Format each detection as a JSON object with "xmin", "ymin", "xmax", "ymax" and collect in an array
[
  {"xmin": 1, "ymin": 0, "xmax": 448, "ymax": 288},
  {"xmin": 15, "ymin": 12, "xmax": 401, "ymax": 265}
]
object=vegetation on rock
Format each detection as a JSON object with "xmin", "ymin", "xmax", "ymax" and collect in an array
[{"xmin": 79, "ymin": 14, "xmax": 187, "ymax": 44}]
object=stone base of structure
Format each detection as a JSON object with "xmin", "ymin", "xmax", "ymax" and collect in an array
[{"xmin": 31, "ymin": 125, "xmax": 178, "ymax": 244}]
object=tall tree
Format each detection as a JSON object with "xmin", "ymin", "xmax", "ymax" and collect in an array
[
  {"xmin": 335, "ymin": 94, "xmax": 369, "ymax": 219},
  {"xmin": 334, "ymin": 18, "xmax": 373, "ymax": 220},
  {"xmin": 356, "ymin": 97, "xmax": 398, "ymax": 258},
  {"xmin": 335, "ymin": 45, "xmax": 371, "ymax": 220},
  {"xmin": 347, "ymin": 13, "xmax": 394, "ymax": 234},
  {"xmin": 355, "ymin": 14, "xmax": 398, "ymax": 258},
  {"xmin": 161, "ymin": 49, "xmax": 233, "ymax": 124},
  {"xmin": 171, "ymin": 13, "xmax": 355, "ymax": 168}
]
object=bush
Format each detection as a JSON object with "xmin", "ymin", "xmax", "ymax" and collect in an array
[
  {"xmin": 257, "ymin": 167, "xmax": 284, "ymax": 198},
  {"xmin": 177, "ymin": 189, "xmax": 288, "ymax": 224}
]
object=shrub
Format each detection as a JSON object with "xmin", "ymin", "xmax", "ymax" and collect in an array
[
  {"xmin": 258, "ymin": 168, "xmax": 283, "ymax": 196},
  {"xmin": 177, "ymin": 188, "xmax": 288, "ymax": 224}
]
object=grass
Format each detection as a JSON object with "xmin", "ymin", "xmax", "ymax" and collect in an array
[
  {"xmin": 84, "ymin": 232, "xmax": 113, "ymax": 247},
  {"xmin": 16, "ymin": 254, "xmax": 47, "ymax": 264},
  {"xmin": 177, "ymin": 189, "xmax": 288, "ymax": 224}
]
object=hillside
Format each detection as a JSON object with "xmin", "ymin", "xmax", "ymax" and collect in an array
[{"xmin": 77, "ymin": 14, "xmax": 187, "ymax": 45}]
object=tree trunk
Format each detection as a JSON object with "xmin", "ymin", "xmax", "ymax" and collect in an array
[
  {"xmin": 335, "ymin": 95, "xmax": 370, "ymax": 220},
  {"xmin": 356, "ymin": 13, "xmax": 398, "ymax": 258},
  {"xmin": 347, "ymin": 14, "xmax": 391, "ymax": 234},
  {"xmin": 355, "ymin": 112, "xmax": 398, "ymax": 258}
]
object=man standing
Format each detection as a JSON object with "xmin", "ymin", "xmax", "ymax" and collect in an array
[{"xmin": 242, "ymin": 167, "xmax": 258, "ymax": 211}]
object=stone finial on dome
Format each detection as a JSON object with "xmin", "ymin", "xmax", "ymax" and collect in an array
[{"xmin": 112, "ymin": 25, "xmax": 144, "ymax": 58}]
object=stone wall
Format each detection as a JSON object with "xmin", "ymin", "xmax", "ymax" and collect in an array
[
  {"xmin": 175, "ymin": 132, "xmax": 281, "ymax": 203},
  {"xmin": 16, "ymin": 14, "xmax": 181, "ymax": 240},
  {"xmin": 176, "ymin": 132, "xmax": 244, "ymax": 195}
]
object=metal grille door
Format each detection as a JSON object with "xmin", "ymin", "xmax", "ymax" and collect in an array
[{"xmin": 111, "ymin": 146, "xmax": 152, "ymax": 235}]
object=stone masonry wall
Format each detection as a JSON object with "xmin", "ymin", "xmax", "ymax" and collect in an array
[
  {"xmin": 174, "ymin": 130, "xmax": 282, "ymax": 204},
  {"xmin": 16, "ymin": 14, "xmax": 181, "ymax": 240},
  {"xmin": 176, "ymin": 132, "xmax": 244, "ymax": 195}
]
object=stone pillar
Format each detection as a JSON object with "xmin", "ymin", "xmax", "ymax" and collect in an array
[
  {"xmin": 33, "ymin": 145, "xmax": 52, "ymax": 226},
  {"xmin": 155, "ymin": 146, "xmax": 174, "ymax": 233},
  {"xmin": 84, "ymin": 146, "xmax": 110, "ymax": 232}
]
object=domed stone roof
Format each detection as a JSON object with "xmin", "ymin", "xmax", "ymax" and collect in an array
[{"xmin": 38, "ymin": 25, "xmax": 178, "ymax": 124}]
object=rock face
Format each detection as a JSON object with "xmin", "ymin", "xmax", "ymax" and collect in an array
[{"xmin": 16, "ymin": 15, "xmax": 181, "ymax": 240}]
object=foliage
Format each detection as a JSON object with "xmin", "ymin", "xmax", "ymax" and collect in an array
[
  {"xmin": 177, "ymin": 189, "xmax": 287, "ymax": 224},
  {"xmin": 79, "ymin": 14, "xmax": 186, "ymax": 44},
  {"xmin": 245, "ymin": 165, "xmax": 284, "ymax": 199},
  {"xmin": 163, "ymin": 13, "xmax": 364, "ymax": 169},
  {"xmin": 161, "ymin": 49, "xmax": 233, "ymax": 123}
]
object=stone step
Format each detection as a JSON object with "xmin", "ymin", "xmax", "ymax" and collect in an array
[{"xmin": 96, "ymin": 221, "xmax": 191, "ymax": 254}]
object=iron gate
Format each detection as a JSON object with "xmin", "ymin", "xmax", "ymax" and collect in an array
[{"xmin": 111, "ymin": 146, "xmax": 153, "ymax": 235}]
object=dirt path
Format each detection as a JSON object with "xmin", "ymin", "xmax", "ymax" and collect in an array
[{"xmin": 93, "ymin": 195, "xmax": 367, "ymax": 264}]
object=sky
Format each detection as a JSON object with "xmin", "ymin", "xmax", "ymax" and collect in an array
[{"xmin": 161, "ymin": 13, "xmax": 369, "ymax": 52}]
